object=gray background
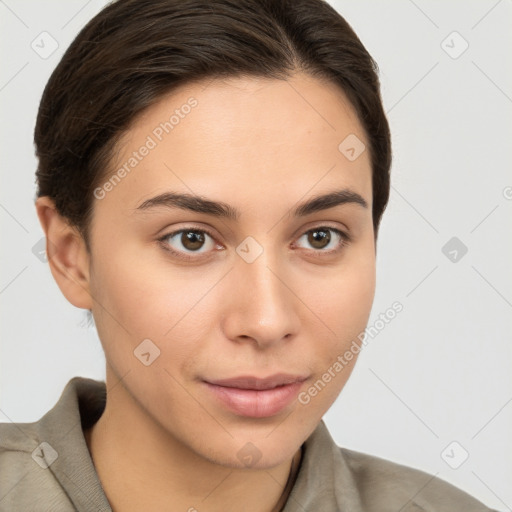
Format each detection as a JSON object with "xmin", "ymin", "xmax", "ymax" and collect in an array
[{"xmin": 1, "ymin": 0, "xmax": 511, "ymax": 509}]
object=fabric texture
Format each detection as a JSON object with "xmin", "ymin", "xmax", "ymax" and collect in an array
[{"xmin": 0, "ymin": 377, "xmax": 498, "ymax": 511}]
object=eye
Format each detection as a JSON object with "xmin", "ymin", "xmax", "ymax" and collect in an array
[
  {"xmin": 158, "ymin": 227, "xmax": 220, "ymax": 259},
  {"xmin": 294, "ymin": 226, "xmax": 349, "ymax": 254},
  {"xmin": 157, "ymin": 225, "xmax": 350, "ymax": 261}
]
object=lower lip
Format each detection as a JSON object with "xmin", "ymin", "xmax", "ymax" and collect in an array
[{"xmin": 203, "ymin": 381, "xmax": 304, "ymax": 418}]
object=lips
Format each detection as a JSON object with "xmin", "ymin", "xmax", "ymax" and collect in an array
[
  {"xmin": 206, "ymin": 373, "xmax": 308, "ymax": 391},
  {"xmin": 203, "ymin": 373, "xmax": 308, "ymax": 418}
]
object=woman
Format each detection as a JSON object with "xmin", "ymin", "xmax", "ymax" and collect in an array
[{"xmin": 0, "ymin": 0, "xmax": 499, "ymax": 510}]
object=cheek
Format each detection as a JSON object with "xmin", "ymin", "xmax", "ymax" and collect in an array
[
  {"xmin": 295, "ymin": 257, "xmax": 375, "ymax": 417},
  {"xmin": 303, "ymin": 245, "xmax": 375, "ymax": 342},
  {"xmin": 294, "ymin": 240, "xmax": 376, "ymax": 410},
  {"xmin": 88, "ymin": 240, "xmax": 169, "ymax": 353},
  {"xmin": 339, "ymin": 237, "xmax": 376, "ymax": 321},
  {"xmin": 339, "ymin": 261, "xmax": 376, "ymax": 337},
  {"xmin": 89, "ymin": 243, "xmax": 215, "ymax": 370}
]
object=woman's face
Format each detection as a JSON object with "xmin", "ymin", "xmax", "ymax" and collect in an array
[{"xmin": 87, "ymin": 72, "xmax": 376, "ymax": 468}]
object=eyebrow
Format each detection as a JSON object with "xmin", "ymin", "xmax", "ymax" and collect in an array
[{"xmin": 135, "ymin": 188, "xmax": 368, "ymax": 220}]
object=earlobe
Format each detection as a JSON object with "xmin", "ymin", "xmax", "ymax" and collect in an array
[{"xmin": 35, "ymin": 196, "xmax": 93, "ymax": 310}]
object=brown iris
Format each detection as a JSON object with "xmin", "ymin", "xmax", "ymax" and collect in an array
[
  {"xmin": 181, "ymin": 230, "xmax": 206, "ymax": 251},
  {"xmin": 307, "ymin": 228, "xmax": 331, "ymax": 249}
]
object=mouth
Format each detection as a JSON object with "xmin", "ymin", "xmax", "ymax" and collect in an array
[{"xmin": 202, "ymin": 373, "xmax": 308, "ymax": 418}]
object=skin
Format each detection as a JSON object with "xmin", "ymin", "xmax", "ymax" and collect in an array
[{"xmin": 35, "ymin": 72, "xmax": 376, "ymax": 512}]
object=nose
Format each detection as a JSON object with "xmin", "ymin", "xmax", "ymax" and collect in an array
[{"xmin": 221, "ymin": 248, "xmax": 301, "ymax": 349}]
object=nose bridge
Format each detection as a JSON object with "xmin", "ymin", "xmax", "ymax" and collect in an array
[
  {"xmin": 223, "ymin": 240, "xmax": 299, "ymax": 345},
  {"xmin": 242, "ymin": 252, "xmax": 281, "ymax": 303}
]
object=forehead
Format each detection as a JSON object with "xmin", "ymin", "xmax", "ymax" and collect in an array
[{"xmin": 95, "ymin": 73, "xmax": 372, "ymax": 219}]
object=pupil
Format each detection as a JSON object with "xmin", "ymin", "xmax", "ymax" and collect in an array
[
  {"xmin": 309, "ymin": 229, "xmax": 330, "ymax": 249},
  {"xmin": 182, "ymin": 231, "xmax": 205, "ymax": 251}
]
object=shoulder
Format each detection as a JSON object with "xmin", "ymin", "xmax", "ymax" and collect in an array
[
  {"xmin": 0, "ymin": 419, "xmax": 75, "ymax": 510},
  {"xmin": 339, "ymin": 446, "xmax": 498, "ymax": 511},
  {"xmin": 0, "ymin": 376, "xmax": 103, "ymax": 511}
]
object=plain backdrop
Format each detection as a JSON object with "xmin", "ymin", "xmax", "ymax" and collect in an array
[{"xmin": 1, "ymin": 0, "xmax": 511, "ymax": 509}]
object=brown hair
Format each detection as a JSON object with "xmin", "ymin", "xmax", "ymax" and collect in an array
[{"xmin": 34, "ymin": 0, "xmax": 391, "ymax": 250}]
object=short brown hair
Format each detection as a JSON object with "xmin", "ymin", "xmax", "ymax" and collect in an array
[{"xmin": 34, "ymin": 0, "xmax": 392, "ymax": 249}]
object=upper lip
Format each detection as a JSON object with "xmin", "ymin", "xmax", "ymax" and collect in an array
[{"xmin": 205, "ymin": 373, "xmax": 308, "ymax": 391}]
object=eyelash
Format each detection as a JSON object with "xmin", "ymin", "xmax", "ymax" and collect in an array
[{"xmin": 157, "ymin": 225, "xmax": 351, "ymax": 261}]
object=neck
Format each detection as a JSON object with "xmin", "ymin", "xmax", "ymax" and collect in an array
[{"xmin": 84, "ymin": 373, "xmax": 302, "ymax": 512}]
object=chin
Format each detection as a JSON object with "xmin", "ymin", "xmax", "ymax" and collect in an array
[{"xmin": 187, "ymin": 426, "xmax": 305, "ymax": 470}]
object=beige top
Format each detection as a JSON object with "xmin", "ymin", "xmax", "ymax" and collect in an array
[{"xmin": 0, "ymin": 377, "xmax": 498, "ymax": 511}]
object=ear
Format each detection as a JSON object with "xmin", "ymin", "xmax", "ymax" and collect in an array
[{"xmin": 35, "ymin": 196, "xmax": 93, "ymax": 310}]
